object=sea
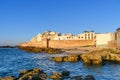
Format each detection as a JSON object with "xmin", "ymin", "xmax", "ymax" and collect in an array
[{"xmin": 0, "ymin": 48, "xmax": 120, "ymax": 80}]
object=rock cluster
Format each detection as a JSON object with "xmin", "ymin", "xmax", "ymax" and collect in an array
[
  {"xmin": 0, "ymin": 68, "xmax": 95, "ymax": 80},
  {"xmin": 0, "ymin": 68, "xmax": 47, "ymax": 80},
  {"xmin": 81, "ymin": 49, "xmax": 120, "ymax": 64},
  {"xmin": 70, "ymin": 75, "xmax": 95, "ymax": 80},
  {"xmin": 50, "ymin": 49, "xmax": 120, "ymax": 65},
  {"xmin": 50, "ymin": 54, "xmax": 81, "ymax": 63},
  {"xmin": 18, "ymin": 46, "xmax": 62, "ymax": 54}
]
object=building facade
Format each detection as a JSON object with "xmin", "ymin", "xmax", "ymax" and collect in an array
[
  {"xmin": 115, "ymin": 28, "xmax": 120, "ymax": 47},
  {"xmin": 29, "ymin": 30, "xmax": 116, "ymax": 48},
  {"xmin": 30, "ymin": 31, "xmax": 96, "ymax": 42},
  {"xmin": 96, "ymin": 33, "xmax": 114, "ymax": 47}
]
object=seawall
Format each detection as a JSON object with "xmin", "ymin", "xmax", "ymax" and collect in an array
[{"xmin": 19, "ymin": 40, "xmax": 94, "ymax": 49}]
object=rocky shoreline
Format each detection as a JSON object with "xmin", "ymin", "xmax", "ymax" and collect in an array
[
  {"xmin": 50, "ymin": 49, "xmax": 120, "ymax": 65},
  {"xmin": 0, "ymin": 68, "xmax": 95, "ymax": 80},
  {"xmin": 17, "ymin": 46, "xmax": 120, "ymax": 64},
  {"xmin": 17, "ymin": 46, "xmax": 63, "ymax": 54}
]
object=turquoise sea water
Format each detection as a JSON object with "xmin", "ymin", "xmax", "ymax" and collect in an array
[{"xmin": 0, "ymin": 48, "xmax": 120, "ymax": 80}]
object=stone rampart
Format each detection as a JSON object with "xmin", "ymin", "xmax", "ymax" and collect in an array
[
  {"xmin": 19, "ymin": 40, "xmax": 94, "ymax": 49},
  {"xmin": 108, "ymin": 40, "xmax": 117, "ymax": 48},
  {"xmin": 49, "ymin": 40, "xmax": 94, "ymax": 48}
]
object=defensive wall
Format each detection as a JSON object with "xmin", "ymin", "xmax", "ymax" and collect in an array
[
  {"xmin": 108, "ymin": 40, "xmax": 117, "ymax": 48},
  {"xmin": 19, "ymin": 40, "xmax": 95, "ymax": 49}
]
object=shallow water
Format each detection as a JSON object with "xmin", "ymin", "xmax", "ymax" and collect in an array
[{"xmin": 0, "ymin": 48, "xmax": 120, "ymax": 80}]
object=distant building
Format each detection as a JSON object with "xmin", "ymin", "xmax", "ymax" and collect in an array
[
  {"xmin": 30, "ymin": 31, "xmax": 96, "ymax": 42},
  {"xmin": 96, "ymin": 32, "xmax": 114, "ymax": 47},
  {"xmin": 115, "ymin": 28, "xmax": 120, "ymax": 47},
  {"xmin": 83, "ymin": 31, "xmax": 96, "ymax": 40},
  {"xmin": 29, "ymin": 30, "xmax": 116, "ymax": 48}
]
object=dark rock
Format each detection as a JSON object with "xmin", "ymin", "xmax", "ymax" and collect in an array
[
  {"xmin": 61, "ymin": 70, "xmax": 70, "ymax": 79},
  {"xmin": 83, "ymin": 75, "xmax": 95, "ymax": 80},
  {"xmin": 38, "ymin": 72, "xmax": 47, "ymax": 80},
  {"xmin": 70, "ymin": 76, "xmax": 83, "ymax": 80},
  {"xmin": 18, "ymin": 68, "xmax": 48, "ymax": 80}
]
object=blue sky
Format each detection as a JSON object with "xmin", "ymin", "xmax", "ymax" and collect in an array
[{"xmin": 0, "ymin": 0, "xmax": 120, "ymax": 45}]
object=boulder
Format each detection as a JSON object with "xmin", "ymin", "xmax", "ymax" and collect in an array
[
  {"xmin": 91, "ymin": 55, "xmax": 102, "ymax": 65},
  {"xmin": 64, "ymin": 54, "xmax": 80, "ymax": 62},
  {"xmin": 81, "ymin": 55, "xmax": 91, "ymax": 64},
  {"xmin": 70, "ymin": 76, "xmax": 83, "ymax": 80},
  {"xmin": 49, "ymin": 72, "xmax": 63, "ymax": 80},
  {"xmin": 83, "ymin": 75, "xmax": 95, "ymax": 80},
  {"xmin": 50, "ymin": 56, "xmax": 63, "ymax": 62},
  {"xmin": 61, "ymin": 70, "xmax": 70, "ymax": 79},
  {"xmin": 18, "ymin": 68, "xmax": 47, "ymax": 80}
]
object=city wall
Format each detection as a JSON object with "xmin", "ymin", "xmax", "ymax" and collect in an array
[
  {"xmin": 49, "ymin": 40, "xmax": 94, "ymax": 48},
  {"xmin": 108, "ymin": 40, "xmax": 117, "ymax": 48},
  {"xmin": 19, "ymin": 40, "xmax": 94, "ymax": 49}
]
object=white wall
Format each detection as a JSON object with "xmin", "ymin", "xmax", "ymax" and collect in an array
[
  {"xmin": 37, "ymin": 34, "xmax": 42, "ymax": 41},
  {"xmin": 96, "ymin": 33, "xmax": 113, "ymax": 47},
  {"xmin": 116, "ymin": 31, "xmax": 120, "ymax": 46}
]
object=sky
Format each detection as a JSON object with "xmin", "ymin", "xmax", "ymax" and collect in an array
[{"xmin": 0, "ymin": 0, "xmax": 120, "ymax": 45}]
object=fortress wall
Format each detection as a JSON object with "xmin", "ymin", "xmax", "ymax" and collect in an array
[
  {"xmin": 108, "ymin": 40, "xmax": 117, "ymax": 48},
  {"xmin": 49, "ymin": 40, "xmax": 94, "ymax": 48},
  {"xmin": 19, "ymin": 40, "xmax": 94, "ymax": 48},
  {"xmin": 19, "ymin": 41, "xmax": 47, "ymax": 47}
]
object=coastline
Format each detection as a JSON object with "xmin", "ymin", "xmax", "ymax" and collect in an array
[{"xmin": 61, "ymin": 47, "xmax": 103, "ymax": 54}]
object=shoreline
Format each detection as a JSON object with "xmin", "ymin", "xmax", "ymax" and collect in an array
[{"xmin": 61, "ymin": 47, "xmax": 103, "ymax": 54}]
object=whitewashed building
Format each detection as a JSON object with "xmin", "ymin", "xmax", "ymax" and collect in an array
[
  {"xmin": 30, "ymin": 31, "xmax": 96, "ymax": 41},
  {"xmin": 96, "ymin": 32, "xmax": 114, "ymax": 47}
]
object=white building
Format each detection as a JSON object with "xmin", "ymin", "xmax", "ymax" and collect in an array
[
  {"xmin": 76, "ymin": 34, "xmax": 85, "ymax": 40},
  {"xmin": 96, "ymin": 33, "xmax": 114, "ymax": 47},
  {"xmin": 83, "ymin": 31, "xmax": 96, "ymax": 40},
  {"xmin": 29, "ymin": 30, "xmax": 115, "ymax": 48},
  {"xmin": 30, "ymin": 31, "xmax": 96, "ymax": 41}
]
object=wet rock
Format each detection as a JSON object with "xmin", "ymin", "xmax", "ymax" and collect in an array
[
  {"xmin": 80, "ymin": 49, "xmax": 120, "ymax": 65},
  {"xmin": 0, "ymin": 76, "xmax": 16, "ymax": 80},
  {"xmin": 49, "ymin": 72, "xmax": 63, "ymax": 80},
  {"xmin": 0, "ymin": 67, "xmax": 96, "ymax": 80},
  {"xmin": 32, "ymin": 72, "xmax": 47, "ymax": 80},
  {"xmin": 61, "ymin": 70, "xmax": 70, "ymax": 79},
  {"xmin": 91, "ymin": 55, "xmax": 102, "ymax": 65},
  {"xmin": 64, "ymin": 54, "xmax": 80, "ymax": 62},
  {"xmin": 18, "ymin": 46, "xmax": 62, "ymax": 54},
  {"xmin": 81, "ymin": 55, "xmax": 91, "ymax": 64},
  {"xmin": 50, "ymin": 56, "xmax": 63, "ymax": 62},
  {"xmin": 70, "ymin": 75, "xmax": 83, "ymax": 80},
  {"xmin": 83, "ymin": 75, "xmax": 95, "ymax": 80},
  {"xmin": 18, "ymin": 68, "xmax": 47, "ymax": 80},
  {"xmin": 19, "ymin": 70, "xmax": 28, "ymax": 77},
  {"xmin": 38, "ymin": 72, "xmax": 47, "ymax": 80},
  {"xmin": 115, "ymin": 56, "xmax": 120, "ymax": 62}
]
